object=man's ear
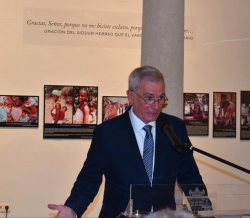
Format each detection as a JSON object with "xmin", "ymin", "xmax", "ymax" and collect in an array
[{"xmin": 126, "ymin": 90, "xmax": 133, "ymax": 105}]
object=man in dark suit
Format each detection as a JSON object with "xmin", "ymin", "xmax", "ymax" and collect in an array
[{"xmin": 48, "ymin": 65, "xmax": 207, "ymax": 218}]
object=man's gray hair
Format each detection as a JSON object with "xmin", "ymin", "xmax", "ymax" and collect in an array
[
  {"xmin": 142, "ymin": 208, "xmax": 195, "ymax": 218},
  {"xmin": 128, "ymin": 65, "xmax": 165, "ymax": 91}
]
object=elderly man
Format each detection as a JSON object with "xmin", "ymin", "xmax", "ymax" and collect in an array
[{"xmin": 48, "ymin": 66, "xmax": 207, "ymax": 217}]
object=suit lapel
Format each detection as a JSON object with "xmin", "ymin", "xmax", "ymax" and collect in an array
[
  {"xmin": 121, "ymin": 109, "xmax": 150, "ymax": 183},
  {"xmin": 153, "ymin": 114, "xmax": 170, "ymax": 184}
]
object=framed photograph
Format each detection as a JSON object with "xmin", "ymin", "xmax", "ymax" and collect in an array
[
  {"xmin": 43, "ymin": 85, "xmax": 98, "ymax": 139},
  {"xmin": 213, "ymin": 92, "xmax": 236, "ymax": 138},
  {"xmin": 0, "ymin": 95, "xmax": 39, "ymax": 127},
  {"xmin": 183, "ymin": 93, "xmax": 209, "ymax": 136},
  {"xmin": 102, "ymin": 96, "xmax": 129, "ymax": 122},
  {"xmin": 240, "ymin": 91, "xmax": 250, "ymax": 140}
]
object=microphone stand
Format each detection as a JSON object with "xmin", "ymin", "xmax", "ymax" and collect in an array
[
  {"xmin": 161, "ymin": 119, "xmax": 250, "ymax": 175},
  {"xmin": 182, "ymin": 143, "xmax": 250, "ymax": 174}
]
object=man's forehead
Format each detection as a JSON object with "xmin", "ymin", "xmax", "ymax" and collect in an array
[
  {"xmin": 138, "ymin": 79, "xmax": 164, "ymax": 87},
  {"xmin": 145, "ymin": 91, "xmax": 166, "ymax": 95},
  {"xmin": 137, "ymin": 81, "xmax": 165, "ymax": 93}
]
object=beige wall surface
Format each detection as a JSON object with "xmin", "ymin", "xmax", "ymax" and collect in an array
[
  {"xmin": 184, "ymin": 0, "xmax": 250, "ymax": 186},
  {"xmin": 0, "ymin": 1, "xmax": 142, "ymax": 217},
  {"xmin": 0, "ymin": 0, "xmax": 250, "ymax": 218}
]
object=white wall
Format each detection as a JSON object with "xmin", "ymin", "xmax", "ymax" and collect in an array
[
  {"xmin": 0, "ymin": 0, "xmax": 249, "ymax": 218},
  {"xmin": 184, "ymin": 0, "xmax": 250, "ymax": 186},
  {"xmin": 0, "ymin": 1, "xmax": 142, "ymax": 217}
]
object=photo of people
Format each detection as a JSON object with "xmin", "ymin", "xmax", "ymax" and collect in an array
[
  {"xmin": 183, "ymin": 93, "xmax": 209, "ymax": 136},
  {"xmin": 44, "ymin": 85, "xmax": 98, "ymax": 139},
  {"xmin": 44, "ymin": 86, "xmax": 73, "ymax": 124},
  {"xmin": 240, "ymin": 91, "xmax": 250, "ymax": 140},
  {"xmin": 102, "ymin": 96, "xmax": 129, "ymax": 122},
  {"xmin": 213, "ymin": 92, "xmax": 236, "ymax": 137},
  {"xmin": 0, "ymin": 95, "xmax": 39, "ymax": 127},
  {"xmin": 73, "ymin": 86, "xmax": 98, "ymax": 124}
]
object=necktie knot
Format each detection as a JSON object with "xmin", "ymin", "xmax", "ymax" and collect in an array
[{"xmin": 143, "ymin": 125, "xmax": 152, "ymax": 135}]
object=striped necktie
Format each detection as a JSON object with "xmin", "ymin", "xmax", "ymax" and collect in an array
[{"xmin": 142, "ymin": 125, "xmax": 154, "ymax": 183}]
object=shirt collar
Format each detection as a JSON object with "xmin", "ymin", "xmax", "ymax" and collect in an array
[{"xmin": 129, "ymin": 106, "xmax": 156, "ymax": 132}]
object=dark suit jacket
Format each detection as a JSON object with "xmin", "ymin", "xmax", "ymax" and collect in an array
[{"xmin": 65, "ymin": 108, "xmax": 205, "ymax": 218}]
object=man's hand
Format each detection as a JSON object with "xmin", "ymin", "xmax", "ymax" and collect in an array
[{"xmin": 48, "ymin": 204, "xmax": 76, "ymax": 218}]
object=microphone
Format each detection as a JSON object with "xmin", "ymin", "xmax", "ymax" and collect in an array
[{"xmin": 160, "ymin": 119, "xmax": 184, "ymax": 153}]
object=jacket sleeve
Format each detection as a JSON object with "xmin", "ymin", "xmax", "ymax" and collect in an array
[
  {"xmin": 175, "ymin": 120, "xmax": 212, "ymax": 211},
  {"xmin": 64, "ymin": 125, "xmax": 105, "ymax": 217},
  {"xmin": 175, "ymin": 119, "xmax": 205, "ymax": 190}
]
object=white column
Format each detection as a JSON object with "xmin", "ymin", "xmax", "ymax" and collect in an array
[{"xmin": 141, "ymin": 0, "xmax": 184, "ymax": 118}]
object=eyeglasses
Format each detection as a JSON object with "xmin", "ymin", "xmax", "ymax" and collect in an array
[{"xmin": 132, "ymin": 90, "xmax": 168, "ymax": 105}]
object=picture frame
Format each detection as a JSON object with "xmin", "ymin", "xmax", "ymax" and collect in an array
[
  {"xmin": 102, "ymin": 96, "xmax": 129, "ymax": 122},
  {"xmin": 183, "ymin": 93, "xmax": 209, "ymax": 136},
  {"xmin": 43, "ymin": 85, "xmax": 98, "ymax": 139},
  {"xmin": 213, "ymin": 92, "xmax": 236, "ymax": 138},
  {"xmin": 0, "ymin": 95, "xmax": 39, "ymax": 127}
]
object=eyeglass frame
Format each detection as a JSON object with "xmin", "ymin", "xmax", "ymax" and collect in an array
[{"xmin": 131, "ymin": 90, "xmax": 168, "ymax": 105}]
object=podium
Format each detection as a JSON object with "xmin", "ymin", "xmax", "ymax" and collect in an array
[{"xmin": 117, "ymin": 184, "xmax": 250, "ymax": 218}]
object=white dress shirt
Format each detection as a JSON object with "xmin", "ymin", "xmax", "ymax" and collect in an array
[{"xmin": 128, "ymin": 107, "xmax": 156, "ymax": 183}]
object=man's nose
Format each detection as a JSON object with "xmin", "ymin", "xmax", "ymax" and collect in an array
[{"xmin": 151, "ymin": 100, "xmax": 161, "ymax": 110}]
